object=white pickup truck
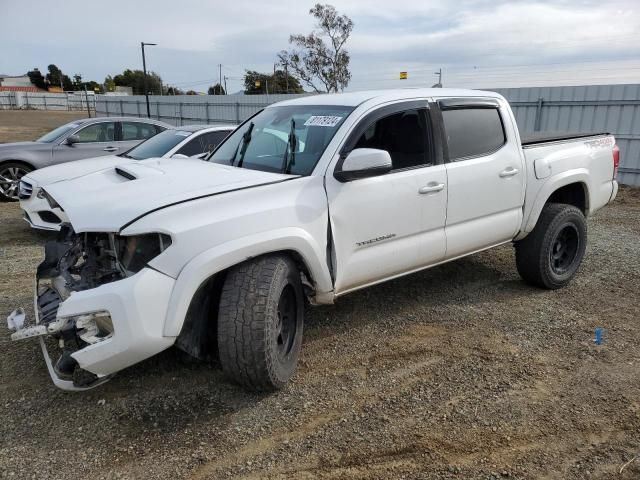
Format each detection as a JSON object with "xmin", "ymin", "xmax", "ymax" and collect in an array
[{"xmin": 8, "ymin": 88, "xmax": 619, "ymax": 392}]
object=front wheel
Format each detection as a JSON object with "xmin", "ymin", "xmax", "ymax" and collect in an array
[
  {"xmin": 0, "ymin": 162, "xmax": 33, "ymax": 202},
  {"xmin": 217, "ymin": 254, "xmax": 304, "ymax": 391},
  {"xmin": 515, "ymin": 203, "xmax": 587, "ymax": 289}
]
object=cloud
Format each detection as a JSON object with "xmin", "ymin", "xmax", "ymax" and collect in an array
[{"xmin": 1, "ymin": 0, "xmax": 639, "ymax": 92}]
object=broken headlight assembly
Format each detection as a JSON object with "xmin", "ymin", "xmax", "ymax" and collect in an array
[
  {"xmin": 61, "ymin": 311, "xmax": 114, "ymax": 344},
  {"xmin": 115, "ymin": 232, "xmax": 172, "ymax": 275}
]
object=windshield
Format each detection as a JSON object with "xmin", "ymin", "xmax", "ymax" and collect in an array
[
  {"xmin": 37, "ymin": 121, "xmax": 83, "ymax": 143},
  {"xmin": 209, "ymin": 105, "xmax": 354, "ymax": 175},
  {"xmin": 124, "ymin": 129, "xmax": 193, "ymax": 160}
]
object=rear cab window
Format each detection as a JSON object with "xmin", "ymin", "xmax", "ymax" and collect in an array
[{"xmin": 439, "ymin": 101, "xmax": 506, "ymax": 161}]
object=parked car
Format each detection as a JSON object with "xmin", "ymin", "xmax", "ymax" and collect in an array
[
  {"xmin": 0, "ymin": 116, "xmax": 170, "ymax": 201},
  {"xmin": 18, "ymin": 124, "xmax": 235, "ymax": 230},
  {"xmin": 8, "ymin": 89, "xmax": 619, "ymax": 392}
]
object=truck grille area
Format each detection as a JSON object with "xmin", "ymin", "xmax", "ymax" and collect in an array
[{"xmin": 37, "ymin": 287, "xmax": 63, "ymax": 326}]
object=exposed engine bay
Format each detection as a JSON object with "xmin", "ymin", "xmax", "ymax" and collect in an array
[{"xmin": 10, "ymin": 225, "xmax": 171, "ymax": 388}]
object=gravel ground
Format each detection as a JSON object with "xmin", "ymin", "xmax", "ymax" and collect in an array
[{"xmin": 0, "ymin": 112, "xmax": 639, "ymax": 479}]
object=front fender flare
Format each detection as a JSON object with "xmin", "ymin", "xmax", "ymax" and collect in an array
[{"xmin": 162, "ymin": 227, "xmax": 333, "ymax": 337}]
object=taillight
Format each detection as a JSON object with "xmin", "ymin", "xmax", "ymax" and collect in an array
[{"xmin": 612, "ymin": 144, "xmax": 620, "ymax": 179}]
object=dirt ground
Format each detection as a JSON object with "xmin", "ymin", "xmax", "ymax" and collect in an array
[
  {"xmin": 0, "ymin": 111, "xmax": 639, "ymax": 479},
  {"xmin": 0, "ymin": 110, "xmax": 88, "ymax": 143}
]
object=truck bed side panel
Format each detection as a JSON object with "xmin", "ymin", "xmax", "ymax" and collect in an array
[{"xmin": 519, "ymin": 135, "xmax": 616, "ymax": 236}]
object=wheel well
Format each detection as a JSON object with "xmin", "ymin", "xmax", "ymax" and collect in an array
[
  {"xmin": 174, "ymin": 250, "xmax": 313, "ymax": 361},
  {"xmin": 0, "ymin": 159, "xmax": 35, "ymax": 171},
  {"xmin": 546, "ymin": 182, "xmax": 587, "ymax": 214}
]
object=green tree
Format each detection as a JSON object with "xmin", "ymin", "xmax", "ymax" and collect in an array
[
  {"xmin": 243, "ymin": 70, "xmax": 304, "ymax": 95},
  {"xmin": 112, "ymin": 69, "xmax": 163, "ymax": 95},
  {"xmin": 73, "ymin": 74, "xmax": 83, "ymax": 90},
  {"xmin": 104, "ymin": 75, "xmax": 116, "ymax": 92},
  {"xmin": 207, "ymin": 83, "xmax": 226, "ymax": 95},
  {"xmin": 185, "ymin": 90, "xmax": 198, "ymax": 95},
  {"xmin": 27, "ymin": 68, "xmax": 47, "ymax": 90},
  {"xmin": 279, "ymin": 4, "xmax": 353, "ymax": 93},
  {"xmin": 46, "ymin": 64, "xmax": 73, "ymax": 90}
]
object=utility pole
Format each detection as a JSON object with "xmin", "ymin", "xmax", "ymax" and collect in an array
[
  {"xmin": 218, "ymin": 64, "xmax": 222, "ymax": 91},
  {"xmin": 83, "ymin": 85, "xmax": 92, "ymax": 118},
  {"xmin": 141, "ymin": 42, "xmax": 157, "ymax": 117},
  {"xmin": 432, "ymin": 68, "xmax": 443, "ymax": 88},
  {"xmin": 223, "ymin": 75, "xmax": 228, "ymax": 95}
]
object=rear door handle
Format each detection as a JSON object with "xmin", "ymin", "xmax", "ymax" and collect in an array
[
  {"xmin": 499, "ymin": 167, "xmax": 519, "ymax": 178},
  {"xmin": 418, "ymin": 183, "xmax": 445, "ymax": 194},
  {"xmin": 103, "ymin": 146, "xmax": 118, "ymax": 152}
]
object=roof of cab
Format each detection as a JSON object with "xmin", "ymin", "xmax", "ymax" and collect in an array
[{"xmin": 270, "ymin": 88, "xmax": 502, "ymax": 108}]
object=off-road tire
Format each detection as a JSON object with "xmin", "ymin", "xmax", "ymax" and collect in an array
[
  {"xmin": 515, "ymin": 203, "xmax": 587, "ymax": 289},
  {"xmin": 217, "ymin": 254, "xmax": 304, "ymax": 391}
]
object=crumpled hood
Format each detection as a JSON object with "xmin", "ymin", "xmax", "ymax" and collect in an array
[
  {"xmin": 44, "ymin": 158, "xmax": 291, "ymax": 232},
  {"xmin": 24, "ymin": 155, "xmax": 126, "ymax": 186}
]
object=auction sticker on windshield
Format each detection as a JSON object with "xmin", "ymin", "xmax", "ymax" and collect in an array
[{"xmin": 304, "ymin": 116, "xmax": 343, "ymax": 127}]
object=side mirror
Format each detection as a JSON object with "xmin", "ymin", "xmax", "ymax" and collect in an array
[
  {"xmin": 171, "ymin": 153, "xmax": 189, "ymax": 159},
  {"xmin": 334, "ymin": 148, "xmax": 392, "ymax": 182},
  {"xmin": 65, "ymin": 134, "xmax": 80, "ymax": 146}
]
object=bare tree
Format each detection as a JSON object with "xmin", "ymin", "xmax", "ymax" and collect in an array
[{"xmin": 279, "ymin": 4, "xmax": 353, "ymax": 93}]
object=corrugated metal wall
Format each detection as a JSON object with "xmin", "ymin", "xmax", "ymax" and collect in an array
[
  {"xmin": 95, "ymin": 94, "xmax": 312, "ymax": 126},
  {"xmin": 95, "ymin": 85, "xmax": 640, "ymax": 186},
  {"xmin": 493, "ymin": 84, "xmax": 640, "ymax": 186},
  {"xmin": 0, "ymin": 91, "xmax": 95, "ymax": 111}
]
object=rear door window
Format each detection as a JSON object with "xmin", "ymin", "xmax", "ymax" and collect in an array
[
  {"xmin": 121, "ymin": 122, "xmax": 159, "ymax": 141},
  {"xmin": 441, "ymin": 107, "xmax": 506, "ymax": 160}
]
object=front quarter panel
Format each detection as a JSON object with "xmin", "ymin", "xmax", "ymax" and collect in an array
[{"xmin": 120, "ymin": 175, "xmax": 332, "ymax": 337}]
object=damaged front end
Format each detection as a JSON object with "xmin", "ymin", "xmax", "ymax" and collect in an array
[{"xmin": 8, "ymin": 226, "xmax": 172, "ymax": 390}]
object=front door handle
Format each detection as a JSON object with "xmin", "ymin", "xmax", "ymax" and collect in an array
[
  {"xmin": 499, "ymin": 167, "xmax": 519, "ymax": 178},
  {"xmin": 103, "ymin": 146, "xmax": 118, "ymax": 152},
  {"xmin": 418, "ymin": 182, "xmax": 445, "ymax": 194}
]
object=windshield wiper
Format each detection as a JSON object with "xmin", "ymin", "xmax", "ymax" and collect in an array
[
  {"xmin": 233, "ymin": 122, "xmax": 254, "ymax": 168},
  {"xmin": 280, "ymin": 119, "xmax": 297, "ymax": 174}
]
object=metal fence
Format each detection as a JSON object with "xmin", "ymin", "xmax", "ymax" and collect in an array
[
  {"xmin": 0, "ymin": 91, "xmax": 96, "ymax": 111},
  {"xmin": 95, "ymin": 94, "xmax": 312, "ymax": 126},
  {"xmin": 494, "ymin": 84, "xmax": 640, "ymax": 186}
]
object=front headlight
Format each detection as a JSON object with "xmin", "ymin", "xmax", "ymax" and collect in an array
[
  {"xmin": 39, "ymin": 188, "xmax": 61, "ymax": 209},
  {"xmin": 115, "ymin": 233, "xmax": 172, "ymax": 274}
]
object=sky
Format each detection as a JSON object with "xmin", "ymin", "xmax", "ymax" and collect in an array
[{"xmin": 1, "ymin": 0, "xmax": 639, "ymax": 93}]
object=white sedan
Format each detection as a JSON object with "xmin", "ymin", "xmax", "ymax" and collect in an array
[{"xmin": 18, "ymin": 124, "xmax": 235, "ymax": 230}]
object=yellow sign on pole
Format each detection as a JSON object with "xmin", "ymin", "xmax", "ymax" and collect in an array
[
  {"xmin": 399, "ymin": 71, "xmax": 408, "ymax": 80},
  {"xmin": 255, "ymin": 80, "xmax": 261, "ymax": 88}
]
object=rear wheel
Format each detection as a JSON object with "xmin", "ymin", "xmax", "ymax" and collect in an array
[
  {"xmin": 217, "ymin": 254, "xmax": 304, "ymax": 391},
  {"xmin": 515, "ymin": 203, "xmax": 587, "ymax": 289},
  {"xmin": 0, "ymin": 162, "xmax": 33, "ymax": 202}
]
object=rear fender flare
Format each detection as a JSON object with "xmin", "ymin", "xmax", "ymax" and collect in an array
[{"xmin": 520, "ymin": 169, "xmax": 589, "ymax": 236}]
